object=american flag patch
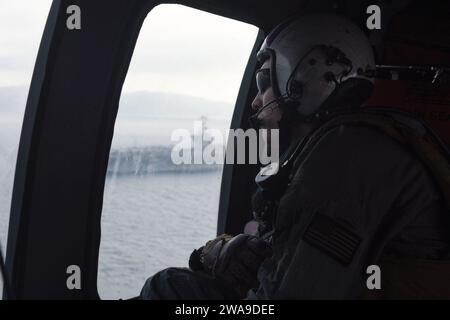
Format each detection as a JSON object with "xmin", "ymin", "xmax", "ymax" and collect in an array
[{"xmin": 303, "ymin": 213, "xmax": 361, "ymax": 265}]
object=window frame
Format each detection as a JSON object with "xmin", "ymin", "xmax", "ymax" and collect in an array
[{"xmin": 4, "ymin": 0, "xmax": 262, "ymax": 300}]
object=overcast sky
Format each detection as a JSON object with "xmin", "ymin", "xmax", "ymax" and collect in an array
[{"xmin": 0, "ymin": 1, "xmax": 258, "ymax": 103}]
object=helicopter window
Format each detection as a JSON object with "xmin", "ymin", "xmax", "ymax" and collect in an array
[
  {"xmin": 0, "ymin": 1, "xmax": 53, "ymax": 297},
  {"xmin": 97, "ymin": 4, "xmax": 258, "ymax": 299}
]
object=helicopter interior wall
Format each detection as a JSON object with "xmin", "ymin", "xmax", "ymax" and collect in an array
[
  {"xmin": 177, "ymin": 0, "xmax": 382, "ymax": 36},
  {"xmin": 216, "ymin": 30, "xmax": 265, "ymax": 237},
  {"xmin": 5, "ymin": 0, "xmax": 447, "ymax": 300}
]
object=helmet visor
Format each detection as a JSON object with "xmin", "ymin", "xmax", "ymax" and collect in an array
[{"xmin": 255, "ymin": 68, "xmax": 271, "ymax": 94}]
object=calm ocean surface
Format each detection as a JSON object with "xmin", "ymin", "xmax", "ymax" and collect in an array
[{"xmin": 98, "ymin": 170, "xmax": 222, "ymax": 299}]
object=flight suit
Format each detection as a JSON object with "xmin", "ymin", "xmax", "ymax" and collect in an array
[{"xmin": 249, "ymin": 110, "xmax": 450, "ymax": 299}]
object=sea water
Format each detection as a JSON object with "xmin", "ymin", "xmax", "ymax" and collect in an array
[{"xmin": 98, "ymin": 170, "xmax": 222, "ymax": 299}]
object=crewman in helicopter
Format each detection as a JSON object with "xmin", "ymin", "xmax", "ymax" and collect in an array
[{"xmin": 140, "ymin": 12, "xmax": 450, "ymax": 300}]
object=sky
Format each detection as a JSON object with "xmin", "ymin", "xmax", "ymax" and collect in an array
[
  {"xmin": 0, "ymin": 1, "xmax": 53, "ymax": 89},
  {"xmin": 0, "ymin": 1, "xmax": 259, "ymax": 103}
]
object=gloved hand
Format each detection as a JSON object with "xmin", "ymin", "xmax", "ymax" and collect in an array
[{"xmin": 189, "ymin": 233, "xmax": 272, "ymax": 297}]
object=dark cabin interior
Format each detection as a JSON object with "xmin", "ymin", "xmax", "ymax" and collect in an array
[{"xmin": 3, "ymin": 0, "xmax": 449, "ymax": 299}]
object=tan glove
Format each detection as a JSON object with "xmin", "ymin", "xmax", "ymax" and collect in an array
[{"xmin": 189, "ymin": 233, "xmax": 272, "ymax": 297}]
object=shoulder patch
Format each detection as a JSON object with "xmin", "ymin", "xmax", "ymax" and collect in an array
[{"xmin": 303, "ymin": 213, "xmax": 361, "ymax": 266}]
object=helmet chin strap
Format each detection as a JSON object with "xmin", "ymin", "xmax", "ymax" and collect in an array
[{"xmin": 277, "ymin": 99, "xmax": 302, "ymax": 153}]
